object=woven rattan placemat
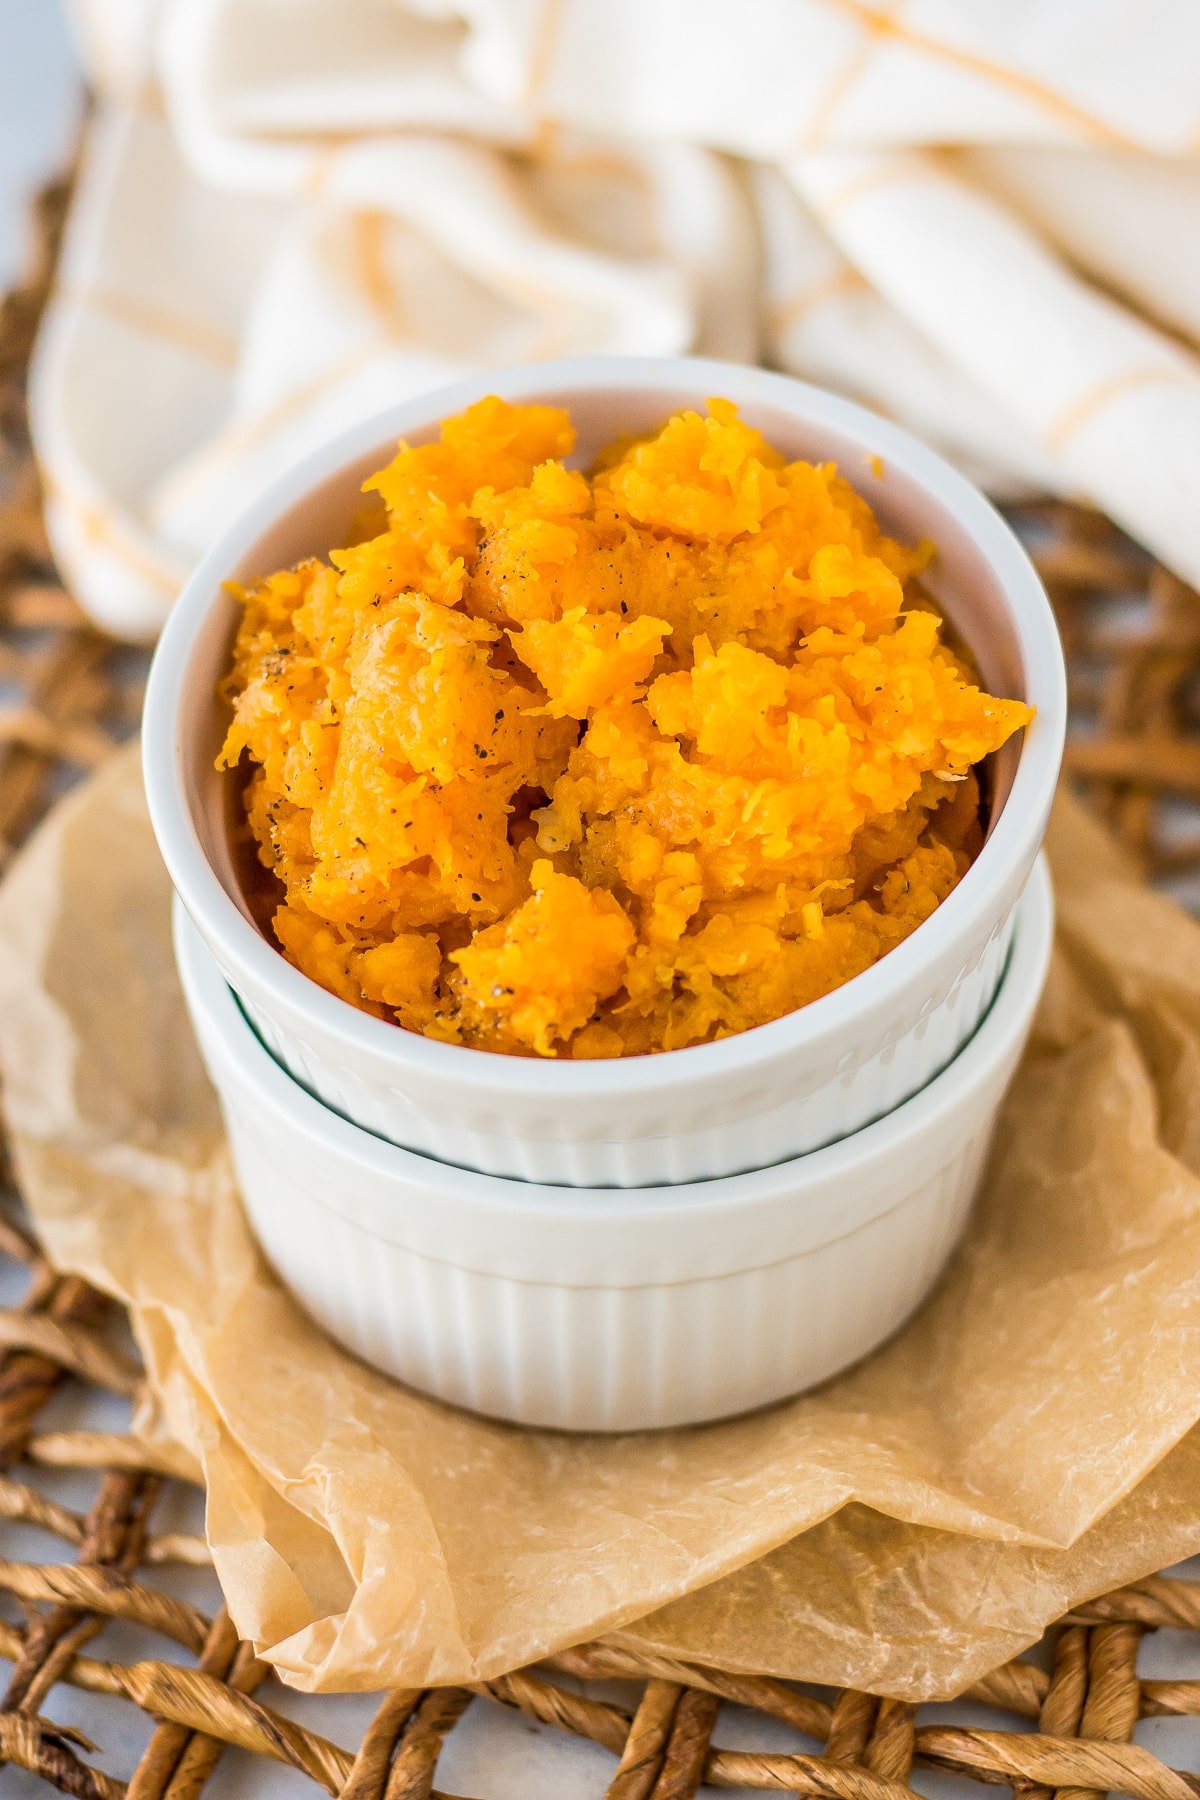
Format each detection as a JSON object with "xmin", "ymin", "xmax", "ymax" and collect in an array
[{"xmin": 3, "ymin": 181, "xmax": 1200, "ymax": 1800}]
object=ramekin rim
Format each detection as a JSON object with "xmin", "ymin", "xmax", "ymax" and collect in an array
[{"xmin": 144, "ymin": 354, "xmax": 1066, "ymax": 1100}]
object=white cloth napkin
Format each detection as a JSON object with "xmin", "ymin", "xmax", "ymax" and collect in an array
[{"xmin": 34, "ymin": 0, "xmax": 1200, "ymax": 639}]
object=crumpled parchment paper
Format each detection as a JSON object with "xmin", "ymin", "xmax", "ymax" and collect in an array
[{"xmin": 1, "ymin": 744, "xmax": 1199, "ymax": 1698}]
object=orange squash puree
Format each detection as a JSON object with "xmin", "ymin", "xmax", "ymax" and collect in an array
[{"xmin": 219, "ymin": 398, "xmax": 1032, "ymax": 1057}]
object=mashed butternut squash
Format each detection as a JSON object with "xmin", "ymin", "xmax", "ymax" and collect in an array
[{"xmin": 219, "ymin": 398, "xmax": 1031, "ymax": 1057}]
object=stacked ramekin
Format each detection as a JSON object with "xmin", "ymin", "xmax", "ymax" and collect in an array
[{"xmin": 144, "ymin": 356, "xmax": 1066, "ymax": 1432}]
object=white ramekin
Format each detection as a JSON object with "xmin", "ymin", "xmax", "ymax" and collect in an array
[
  {"xmin": 173, "ymin": 857, "xmax": 1053, "ymax": 1433},
  {"xmin": 144, "ymin": 356, "xmax": 1065, "ymax": 1187}
]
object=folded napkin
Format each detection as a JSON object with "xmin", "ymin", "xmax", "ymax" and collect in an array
[{"xmin": 36, "ymin": 0, "xmax": 1200, "ymax": 638}]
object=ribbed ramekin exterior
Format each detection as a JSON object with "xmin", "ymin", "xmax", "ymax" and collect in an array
[
  {"xmin": 176, "ymin": 867, "xmax": 1051, "ymax": 1431},
  {"xmin": 239, "ymin": 896, "xmax": 1019, "ymax": 1186},
  {"xmin": 226, "ymin": 1124, "xmax": 989, "ymax": 1430}
]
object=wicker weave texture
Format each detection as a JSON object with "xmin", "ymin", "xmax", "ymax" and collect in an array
[{"xmin": 2, "ymin": 180, "xmax": 1200, "ymax": 1798}]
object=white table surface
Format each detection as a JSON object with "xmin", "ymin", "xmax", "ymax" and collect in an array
[{"xmin": 2, "ymin": 9, "xmax": 1198, "ymax": 1795}]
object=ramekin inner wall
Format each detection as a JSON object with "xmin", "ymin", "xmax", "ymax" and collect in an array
[{"xmin": 180, "ymin": 371, "xmax": 1029, "ymax": 938}]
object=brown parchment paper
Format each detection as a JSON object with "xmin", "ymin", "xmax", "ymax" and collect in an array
[{"xmin": 1, "ymin": 744, "xmax": 1200, "ymax": 1699}]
